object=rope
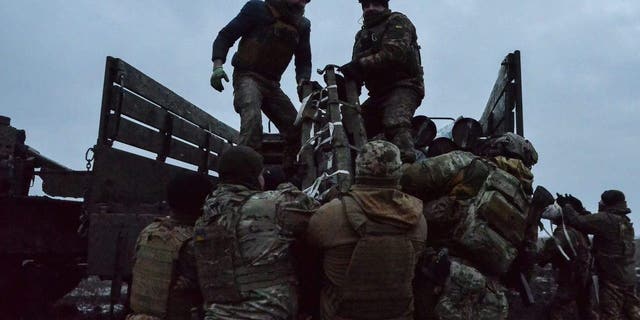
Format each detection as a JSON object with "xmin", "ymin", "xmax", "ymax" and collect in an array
[{"xmin": 303, "ymin": 169, "xmax": 351, "ymax": 199}]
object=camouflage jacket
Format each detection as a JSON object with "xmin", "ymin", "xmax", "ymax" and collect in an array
[
  {"xmin": 566, "ymin": 207, "xmax": 636, "ymax": 286},
  {"xmin": 195, "ymin": 183, "xmax": 318, "ymax": 320},
  {"xmin": 538, "ymin": 224, "xmax": 591, "ymax": 286},
  {"xmin": 212, "ymin": 0, "xmax": 312, "ymax": 82},
  {"xmin": 353, "ymin": 11, "xmax": 424, "ymax": 97}
]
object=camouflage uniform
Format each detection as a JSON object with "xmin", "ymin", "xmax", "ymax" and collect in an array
[
  {"xmin": 307, "ymin": 140, "xmax": 427, "ymax": 319},
  {"xmin": 194, "ymin": 182, "xmax": 317, "ymax": 320},
  {"xmin": 433, "ymin": 261, "xmax": 509, "ymax": 320},
  {"xmin": 212, "ymin": 0, "xmax": 312, "ymax": 170},
  {"xmin": 0, "ymin": 120, "xmax": 20, "ymax": 195},
  {"xmin": 538, "ymin": 224, "xmax": 598, "ymax": 320},
  {"xmin": 565, "ymin": 191, "xmax": 640, "ymax": 320},
  {"xmin": 128, "ymin": 217, "xmax": 201, "ymax": 320},
  {"xmin": 352, "ymin": 10, "xmax": 424, "ymax": 163}
]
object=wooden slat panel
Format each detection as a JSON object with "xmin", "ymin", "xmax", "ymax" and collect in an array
[
  {"xmin": 112, "ymin": 86, "xmax": 229, "ymax": 154},
  {"xmin": 106, "ymin": 115, "xmax": 219, "ymax": 169},
  {"xmin": 112, "ymin": 58, "xmax": 238, "ymax": 143},
  {"xmin": 480, "ymin": 63, "xmax": 509, "ymax": 136},
  {"xmin": 89, "ymin": 145, "xmax": 218, "ymax": 205},
  {"xmin": 106, "ymin": 114, "xmax": 163, "ymax": 154}
]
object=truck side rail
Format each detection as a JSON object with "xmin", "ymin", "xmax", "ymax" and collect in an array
[
  {"xmin": 479, "ymin": 50, "xmax": 524, "ymax": 137},
  {"xmin": 88, "ymin": 57, "xmax": 239, "ymax": 279},
  {"xmin": 98, "ymin": 56, "xmax": 237, "ymax": 172}
]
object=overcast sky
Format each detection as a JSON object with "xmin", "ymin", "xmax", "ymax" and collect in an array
[{"xmin": 1, "ymin": 1, "xmax": 639, "ymax": 230}]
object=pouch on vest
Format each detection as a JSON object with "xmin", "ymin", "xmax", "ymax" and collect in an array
[
  {"xmin": 233, "ymin": 15, "xmax": 300, "ymax": 81},
  {"xmin": 337, "ymin": 196, "xmax": 416, "ymax": 319},
  {"xmin": 354, "ymin": 13, "xmax": 422, "ymax": 84},
  {"xmin": 194, "ymin": 194, "xmax": 254, "ymax": 304},
  {"xmin": 475, "ymin": 191, "xmax": 526, "ymax": 245},
  {"xmin": 130, "ymin": 222, "xmax": 192, "ymax": 318},
  {"xmin": 455, "ymin": 214, "xmax": 518, "ymax": 276}
]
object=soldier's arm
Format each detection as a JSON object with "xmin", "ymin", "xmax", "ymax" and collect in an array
[
  {"xmin": 211, "ymin": 1, "xmax": 261, "ymax": 64},
  {"xmin": 294, "ymin": 19, "xmax": 312, "ymax": 83},
  {"xmin": 358, "ymin": 15, "xmax": 416, "ymax": 72},
  {"xmin": 565, "ymin": 211, "xmax": 608, "ymax": 237}
]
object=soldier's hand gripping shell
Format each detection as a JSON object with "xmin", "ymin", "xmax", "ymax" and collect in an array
[
  {"xmin": 565, "ymin": 194, "xmax": 585, "ymax": 213},
  {"xmin": 210, "ymin": 66, "xmax": 229, "ymax": 92},
  {"xmin": 561, "ymin": 203, "xmax": 580, "ymax": 220},
  {"xmin": 339, "ymin": 60, "xmax": 364, "ymax": 83}
]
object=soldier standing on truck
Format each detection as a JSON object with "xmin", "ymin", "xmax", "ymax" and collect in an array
[
  {"xmin": 339, "ymin": 0, "xmax": 424, "ymax": 163},
  {"xmin": 537, "ymin": 199, "xmax": 598, "ymax": 320},
  {"xmin": 307, "ymin": 140, "xmax": 427, "ymax": 319},
  {"xmin": 210, "ymin": 0, "xmax": 312, "ymax": 177},
  {"xmin": 564, "ymin": 190, "xmax": 640, "ymax": 320},
  {"xmin": 194, "ymin": 146, "xmax": 318, "ymax": 320},
  {"xmin": 128, "ymin": 172, "xmax": 213, "ymax": 320}
]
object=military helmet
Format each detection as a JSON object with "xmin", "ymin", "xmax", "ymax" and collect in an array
[
  {"xmin": 167, "ymin": 172, "xmax": 213, "ymax": 218},
  {"xmin": 358, "ymin": 0, "xmax": 390, "ymax": 7},
  {"xmin": 218, "ymin": 145, "xmax": 264, "ymax": 190},
  {"xmin": 601, "ymin": 190, "xmax": 625, "ymax": 206},
  {"xmin": 355, "ymin": 140, "xmax": 402, "ymax": 180}
]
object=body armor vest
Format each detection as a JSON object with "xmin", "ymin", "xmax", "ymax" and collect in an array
[
  {"xmin": 195, "ymin": 189, "xmax": 296, "ymax": 304},
  {"xmin": 336, "ymin": 196, "xmax": 415, "ymax": 320},
  {"xmin": 130, "ymin": 219, "xmax": 195, "ymax": 320},
  {"xmin": 353, "ymin": 12, "xmax": 422, "ymax": 93},
  {"xmin": 232, "ymin": 5, "xmax": 301, "ymax": 82},
  {"xmin": 593, "ymin": 213, "xmax": 636, "ymax": 284}
]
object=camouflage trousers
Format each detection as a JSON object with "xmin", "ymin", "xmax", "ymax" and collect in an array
[
  {"xmin": 233, "ymin": 72, "xmax": 301, "ymax": 172},
  {"xmin": 361, "ymin": 87, "xmax": 422, "ymax": 163},
  {"xmin": 125, "ymin": 315, "xmax": 161, "ymax": 320},
  {"xmin": 599, "ymin": 279, "xmax": 640, "ymax": 320},
  {"xmin": 548, "ymin": 282, "xmax": 598, "ymax": 320},
  {"xmin": 204, "ymin": 284, "xmax": 298, "ymax": 320},
  {"xmin": 434, "ymin": 261, "xmax": 508, "ymax": 320}
]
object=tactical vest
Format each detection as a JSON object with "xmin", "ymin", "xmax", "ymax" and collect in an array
[
  {"xmin": 593, "ymin": 213, "xmax": 636, "ymax": 285},
  {"xmin": 232, "ymin": 5, "xmax": 301, "ymax": 82},
  {"xmin": 130, "ymin": 220, "xmax": 195, "ymax": 320},
  {"xmin": 353, "ymin": 12, "xmax": 422, "ymax": 92},
  {"xmin": 336, "ymin": 196, "xmax": 416, "ymax": 320},
  {"xmin": 194, "ymin": 189, "xmax": 297, "ymax": 304}
]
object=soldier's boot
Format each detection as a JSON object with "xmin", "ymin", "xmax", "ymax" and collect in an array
[{"xmin": 389, "ymin": 126, "xmax": 416, "ymax": 163}]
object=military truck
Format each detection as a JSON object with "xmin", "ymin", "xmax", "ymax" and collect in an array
[{"xmin": 0, "ymin": 50, "xmax": 524, "ymax": 316}]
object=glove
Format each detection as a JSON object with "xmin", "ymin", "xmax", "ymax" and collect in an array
[
  {"xmin": 297, "ymin": 80, "xmax": 308, "ymax": 103},
  {"xmin": 562, "ymin": 203, "xmax": 580, "ymax": 220},
  {"xmin": 338, "ymin": 60, "xmax": 363, "ymax": 83},
  {"xmin": 556, "ymin": 193, "xmax": 568, "ymax": 208},
  {"xmin": 210, "ymin": 67, "xmax": 229, "ymax": 92},
  {"xmin": 565, "ymin": 194, "xmax": 585, "ymax": 213}
]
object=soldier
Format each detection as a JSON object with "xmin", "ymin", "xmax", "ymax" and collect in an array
[
  {"xmin": 127, "ymin": 172, "xmax": 213, "ymax": 320},
  {"xmin": 307, "ymin": 140, "xmax": 427, "ymax": 319},
  {"xmin": 194, "ymin": 145, "xmax": 318, "ymax": 320},
  {"xmin": 564, "ymin": 190, "xmax": 640, "ymax": 320},
  {"xmin": 210, "ymin": 0, "xmax": 312, "ymax": 176},
  {"xmin": 339, "ymin": 0, "xmax": 424, "ymax": 163},
  {"xmin": 538, "ymin": 202, "xmax": 598, "ymax": 320}
]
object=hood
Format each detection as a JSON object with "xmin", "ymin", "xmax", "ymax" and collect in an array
[
  {"xmin": 600, "ymin": 201, "xmax": 632, "ymax": 215},
  {"xmin": 349, "ymin": 184, "xmax": 423, "ymax": 229}
]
